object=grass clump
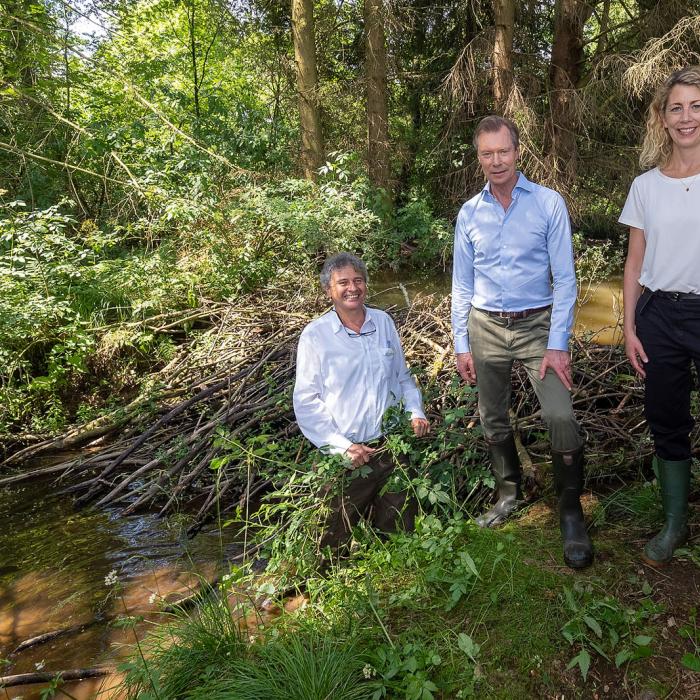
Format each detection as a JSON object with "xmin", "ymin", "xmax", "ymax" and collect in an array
[
  {"xmin": 188, "ymin": 625, "xmax": 375, "ymax": 700},
  {"xmin": 121, "ymin": 589, "xmax": 248, "ymax": 699},
  {"xmin": 123, "ymin": 600, "xmax": 377, "ymax": 700}
]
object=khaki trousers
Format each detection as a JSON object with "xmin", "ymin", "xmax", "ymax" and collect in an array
[
  {"xmin": 319, "ymin": 451, "xmax": 417, "ymax": 549},
  {"xmin": 468, "ymin": 307, "xmax": 582, "ymax": 452}
]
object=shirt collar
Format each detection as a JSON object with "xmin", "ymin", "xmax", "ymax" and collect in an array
[
  {"xmin": 330, "ymin": 306, "xmax": 375, "ymax": 334},
  {"xmin": 482, "ymin": 171, "xmax": 533, "ymax": 200}
]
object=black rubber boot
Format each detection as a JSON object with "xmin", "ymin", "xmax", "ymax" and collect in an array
[
  {"xmin": 552, "ymin": 447, "xmax": 593, "ymax": 569},
  {"xmin": 642, "ymin": 457, "xmax": 691, "ymax": 567},
  {"xmin": 475, "ymin": 434, "xmax": 522, "ymax": 528}
]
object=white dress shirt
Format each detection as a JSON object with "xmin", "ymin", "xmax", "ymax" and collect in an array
[{"xmin": 293, "ymin": 307, "xmax": 426, "ymax": 454}]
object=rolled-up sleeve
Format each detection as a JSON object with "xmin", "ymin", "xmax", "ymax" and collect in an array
[{"xmin": 293, "ymin": 330, "xmax": 353, "ymax": 454}]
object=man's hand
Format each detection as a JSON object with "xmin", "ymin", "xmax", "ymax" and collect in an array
[
  {"xmin": 411, "ymin": 417, "xmax": 430, "ymax": 437},
  {"xmin": 456, "ymin": 352, "xmax": 477, "ymax": 385},
  {"xmin": 345, "ymin": 443, "xmax": 377, "ymax": 468},
  {"xmin": 624, "ymin": 331, "xmax": 648, "ymax": 378},
  {"xmin": 539, "ymin": 349, "xmax": 573, "ymax": 391}
]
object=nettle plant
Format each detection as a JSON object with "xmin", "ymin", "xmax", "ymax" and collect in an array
[{"xmin": 560, "ymin": 581, "xmax": 662, "ymax": 680}]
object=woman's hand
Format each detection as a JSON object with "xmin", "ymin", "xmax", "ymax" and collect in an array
[{"xmin": 625, "ymin": 330, "xmax": 648, "ymax": 378}]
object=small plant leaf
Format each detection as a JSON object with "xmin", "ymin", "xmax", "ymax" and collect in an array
[
  {"xmin": 457, "ymin": 633, "xmax": 480, "ymax": 660},
  {"xmin": 583, "ymin": 615, "xmax": 603, "ymax": 638},
  {"xmin": 682, "ymin": 653, "xmax": 700, "ymax": 672},
  {"xmin": 460, "ymin": 551, "xmax": 480, "ymax": 579},
  {"xmin": 615, "ymin": 649, "xmax": 632, "ymax": 667},
  {"xmin": 633, "ymin": 635, "xmax": 652, "ymax": 646},
  {"xmin": 567, "ymin": 649, "xmax": 591, "ymax": 681}
]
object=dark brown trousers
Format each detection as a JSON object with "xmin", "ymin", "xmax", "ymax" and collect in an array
[{"xmin": 319, "ymin": 451, "xmax": 418, "ymax": 549}]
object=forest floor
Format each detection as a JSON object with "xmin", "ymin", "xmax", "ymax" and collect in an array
[{"xmin": 246, "ymin": 484, "xmax": 700, "ymax": 700}]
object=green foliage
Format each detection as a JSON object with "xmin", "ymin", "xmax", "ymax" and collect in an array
[
  {"xmin": 560, "ymin": 581, "xmax": 662, "ymax": 680},
  {"xmin": 591, "ymin": 482, "xmax": 662, "ymax": 529},
  {"xmin": 391, "ymin": 197, "xmax": 453, "ymax": 270},
  {"xmin": 188, "ymin": 625, "xmax": 374, "ymax": 700},
  {"xmin": 369, "ymin": 640, "xmax": 444, "ymax": 700},
  {"xmin": 572, "ymin": 232, "xmax": 624, "ymax": 305},
  {"xmin": 676, "ymin": 606, "xmax": 700, "ymax": 673},
  {"xmin": 121, "ymin": 588, "xmax": 248, "ymax": 699}
]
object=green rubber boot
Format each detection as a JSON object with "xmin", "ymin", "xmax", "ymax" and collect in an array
[
  {"xmin": 552, "ymin": 446, "xmax": 593, "ymax": 569},
  {"xmin": 475, "ymin": 433, "xmax": 523, "ymax": 528},
  {"xmin": 643, "ymin": 457, "xmax": 691, "ymax": 567}
]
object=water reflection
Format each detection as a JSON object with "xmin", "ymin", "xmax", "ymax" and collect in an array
[
  {"xmin": 0, "ymin": 479, "xmax": 240, "ymax": 699},
  {"xmin": 370, "ymin": 271, "xmax": 624, "ymax": 345}
]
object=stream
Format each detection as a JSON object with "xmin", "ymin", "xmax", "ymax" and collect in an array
[
  {"xmin": 0, "ymin": 274, "xmax": 624, "ymax": 698},
  {"xmin": 0, "ymin": 474, "xmax": 242, "ymax": 699}
]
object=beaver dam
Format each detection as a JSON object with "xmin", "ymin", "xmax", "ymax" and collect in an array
[{"xmin": 0, "ymin": 285, "xmax": 664, "ymax": 531}]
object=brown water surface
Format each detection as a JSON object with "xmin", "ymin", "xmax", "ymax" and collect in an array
[
  {"xmin": 370, "ymin": 271, "xmax": 623, "ymax": 345},
  {"xmin": 0, "ymin": 476, "xmax": 241, "ymax": 698}
]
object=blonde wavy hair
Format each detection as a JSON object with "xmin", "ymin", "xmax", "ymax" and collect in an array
[{"xmin": 640, "ymin": 65, "xmax": 700, "ymax": 169}]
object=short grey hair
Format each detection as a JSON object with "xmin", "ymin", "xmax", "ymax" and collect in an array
[
  {"xmin": 319, "ymin": 252, "xmax": 368, "ymax": 290},
  {"xmin": 473, "ymin": 115, "xmax": 520, "ymax": 150}
]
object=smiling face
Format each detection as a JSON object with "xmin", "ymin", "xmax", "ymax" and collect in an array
[
  {"xmin": 476, "ymin": 126, "xmax": 519, "ymax": 191},
  {"xmin": 662, "ymin": 83, "xmax": 700, "ymax": 151},
  {"xmin": 326, "ymin": 265, "xmax": 367, "ymax": 316}
]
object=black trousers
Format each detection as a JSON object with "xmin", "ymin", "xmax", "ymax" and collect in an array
[{"xmin": 635, "ymin": 292, "xmax": 700, "ymax": 460}]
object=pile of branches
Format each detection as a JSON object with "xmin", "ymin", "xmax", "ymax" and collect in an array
[{"xmin": 0, "ymin": 285, "xmax": 659, "ymax": 529}]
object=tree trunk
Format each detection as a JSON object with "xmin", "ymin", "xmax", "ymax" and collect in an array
[
  {"xmin": 492, "ymin": 0, "xmax": 514, "ymax": 109},
  {"xmin": 291, "ymin": 0, "xmax": 324, "ymax": 180},
  {"xmin": 364, "ymin": 0, "xmax": 390, "ymax": 195},
  {"xmin": 546, "ymin": 0, "xmax": 593, "ymax": 183},
  {"xmin": 2, "ymin": 0, "xmax": 37, "ymax": 89},
  {"xmin": 186, "ymin": 0, "xmax": 201, "ymax": 121}
]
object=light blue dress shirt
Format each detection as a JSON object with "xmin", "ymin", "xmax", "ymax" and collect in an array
[
  {"xmin": 293, "ymin": 307, "xmax": 426, "ymax": 454},
  {"xmin": 451, "ymin": 172, "xmax": 577, "ymax": 353}
]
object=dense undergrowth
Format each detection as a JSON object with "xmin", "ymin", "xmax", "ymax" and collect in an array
[{"xmin": 0, "ymin": 172, "xmax": 452, "ymax": 446}]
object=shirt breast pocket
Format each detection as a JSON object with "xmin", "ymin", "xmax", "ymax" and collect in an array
[{"xmin": 380, "ymin": 347, "xmax": 396, "ymax": 378}]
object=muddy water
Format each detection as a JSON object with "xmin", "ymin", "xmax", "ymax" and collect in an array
[
  {"xmin": 0, "ymin": 477, "xmax": 243, "ymax": 699},
  {"xmin": 370, "ymin": 272, "xmax": 624, "ymax": 345}
]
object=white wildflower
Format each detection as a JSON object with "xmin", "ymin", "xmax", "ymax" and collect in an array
[
  {"xmin": 104, "ymin": 569, "xmax": 119, "ymax": 587},
  {"xmin": 148, "ymin": 592, "xmax": 158, "ymax": 605},
  {"xmin": 362, "ymin": 663, "xmax": 376, "ymax": 679}
]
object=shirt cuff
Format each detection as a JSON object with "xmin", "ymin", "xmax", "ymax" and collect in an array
[
  {"xmin": 454, "ymin": 337, "xmax": 471, "ymax": 354},
  {"xmin": 408, "ymin": 407, "xmax": 426, "ymax": 421},
  {"xmin": 547, "ymin": 331, "xmax": 570, "ymax": 351},
  {"xmin": 320, "ymin": 435, "xmax": 353, "ymax": 455}
]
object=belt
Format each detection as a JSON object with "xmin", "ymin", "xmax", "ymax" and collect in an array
[
  {"xmin": 652, "ymin": 290, "xmax": 700, "ymax": 301},
  {"xmin": 475, "ymin": 304, "xmax": 551, "ymax": 320}
]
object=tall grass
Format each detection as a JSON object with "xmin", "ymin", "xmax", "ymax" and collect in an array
[{"xmin": 187, "ymin": 624, "xmax": 375, "ymax": 700}]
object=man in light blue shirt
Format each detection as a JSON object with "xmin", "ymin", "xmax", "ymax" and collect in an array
[
  {"xmin": 452, "ymin": 115, "xmax": 592, "ymax": 569},
  {"xmin": 294, "ymin": 252, "xmax": 429, "ymax": 548}
]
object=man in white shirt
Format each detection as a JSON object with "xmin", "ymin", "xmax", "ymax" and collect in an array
[{"xmin": 294, "ymin": 252, "xmax": 429, "ymax": 547}]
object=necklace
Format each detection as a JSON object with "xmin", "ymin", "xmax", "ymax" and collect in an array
[
  {"xmin": 663, "ymin": 164, "xmax": 700, "ymax": 191},
  {"xmin": 679, "ymin": 174, "xmax": 698, "ymax": 191}
]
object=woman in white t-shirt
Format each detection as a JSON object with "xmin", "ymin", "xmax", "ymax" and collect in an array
[{"xmin": 620, "ymin": 66, "xmax": 700, "ymax": 566}]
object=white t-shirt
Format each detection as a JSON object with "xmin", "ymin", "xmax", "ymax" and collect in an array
[{"xmin": 619, "ymin": 167, "xmax": 700, "ymax": 293}]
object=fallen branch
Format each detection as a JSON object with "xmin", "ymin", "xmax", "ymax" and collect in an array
[{"xmin": 0, "ymin": 666, "xmax": 113, "ymax": 688}]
